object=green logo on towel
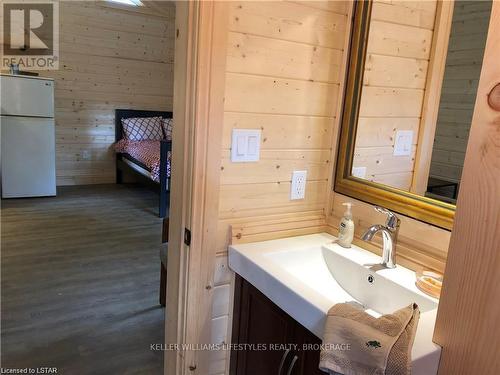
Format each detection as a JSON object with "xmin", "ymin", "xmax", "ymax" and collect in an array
[{"xmin": 366, "ymin": 340, "xmax": 381, "ymax": 348}]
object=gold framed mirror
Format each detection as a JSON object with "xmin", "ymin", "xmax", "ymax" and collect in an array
[{"xmin": 335, "ymin": 0, "xmax": 492, "ymax": 230}]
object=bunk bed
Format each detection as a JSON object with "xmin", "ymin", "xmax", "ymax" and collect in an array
[{"xmin": 114, "ymin": 109, "xmax": 172, "ymax": 218}]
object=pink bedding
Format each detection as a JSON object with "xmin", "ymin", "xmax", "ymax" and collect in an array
[{"xmin": 114, "ymin": 139, "xmax": 171, "ymax": 182}]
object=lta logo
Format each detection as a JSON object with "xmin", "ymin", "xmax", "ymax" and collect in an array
[{"xmin": 2, "ymin": 1, "xmax": 59, "ymax": 70}]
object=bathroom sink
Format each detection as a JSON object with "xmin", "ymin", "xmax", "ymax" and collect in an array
[
  {"xmin": 322, "ymin": 244, "xmax": 437, "ymax": 313},
  {"xmin": 265, "ymin": 242, "xmax": 438, "ymax": 315},
  {"xmin": 229, "ymin": 233, "xmax": 441, "ymax": 375}
]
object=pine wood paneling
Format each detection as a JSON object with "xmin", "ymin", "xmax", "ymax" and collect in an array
[
  {"xmin": 224, "ymin": 73, "xmax": 339, "ymax": 117},
  {"xmin": 359, "ymin": 87, "xmax": 425, "ymax": 117},
  {"xmin": 220, "ymin": 154, "xmax": 330, "ymax": 185},
  {"xmin": 230, "ymin": 211, "xmax": 328, "ymax": 245},
  {"xmin": 38, "ymin": 1, "xmax": 175, "ymax": 185},
  {"xmin": 363, "ymin": 54, "xmax": 428, "ymax": 89},
  {"xmin": 222, "ymin": 112, "xmax": 334, "ymax": 150},
  {"xmin": 226, "ymin": 32, "xmax": 343, "ymax": 83},
  {"xmin": 353, "ymin": 146, "xmax": 417, "ymax": 178},
  {"xmin": 371, "ymin": 1, "xmax": 436, "ymax": 29},
  {"xmin": 219, "ymin": 180, "xmax": 328, "ymax": 215},
  {"xmin": 218, "ymin": 0, "xmax": 349, "ymax": 247},
  {"xmin": 228, "ymin": 1, "xmax": 348, "ymax": 49},
  {"xmin": 367, "ymin": 20, "xmax": 433, "ymax": 59},
  {"xmin": 290, "ymin": 1, "xmax": 348, "ymax": 14},
  {"xmin": 355, "ymin": 118, "xmax": 420, "ymax": 148}
]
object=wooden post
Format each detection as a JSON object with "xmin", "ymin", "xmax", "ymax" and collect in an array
[
  {"xmin": 433, "ymin": 2, "xmax": 500, "ymax": 373},
  {"xmin": 159, "ymin": 140, "xmax": 171, "ymax": 218},
  {"xmin": 165, "ymin": 2, "xmax": 229, "ymax": 374},
  {"xmin": 410, "ymin": 1, "xmax": 454, "ymax": 195}
]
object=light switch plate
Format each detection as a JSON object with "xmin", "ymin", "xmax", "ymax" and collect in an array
[
  {"xmin": 393, "ymin": 130, "xmax": 413, "ymax": 156},
  {"xmin": 291, "ymin": 170, "xmax": 307, "ymax": 200},
  {"xmin": 231, "ymin": 129, "xmax": 261, "ymax": 162}
]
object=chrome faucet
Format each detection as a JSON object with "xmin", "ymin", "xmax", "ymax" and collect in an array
[{"xmin": 361, "ymin": 206, "xmax": 400, "ymax": 269}]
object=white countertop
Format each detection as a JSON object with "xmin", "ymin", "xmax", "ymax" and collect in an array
[{"xmin": 229, "ymin": 233, "xmax": 441, "ymax": 375}]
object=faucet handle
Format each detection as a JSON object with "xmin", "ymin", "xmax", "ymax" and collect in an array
[{"xmin": 374, "ymin": 206, "xmax": 400, "ymax": 230}]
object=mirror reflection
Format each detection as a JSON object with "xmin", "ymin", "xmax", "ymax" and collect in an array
[{"xmin": 351, "ymin": 0, "xmax": 492, "ymax": 204}]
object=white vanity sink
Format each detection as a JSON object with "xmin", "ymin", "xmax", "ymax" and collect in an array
[{"xmin": 229, "ymin": 233, "xmax": 441, "ymax": 375}]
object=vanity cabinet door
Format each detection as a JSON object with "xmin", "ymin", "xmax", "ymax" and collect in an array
[
  {"xmin": 292, "ymin": 323, "xmax": 326, "ymax": 375},
  {"xmin": 231, "ymin": 276, "xmax": 327, "ymax": 375},
  {"xmin": 231, "ymin": 276, "xmax": 295, "ymax": 375}
]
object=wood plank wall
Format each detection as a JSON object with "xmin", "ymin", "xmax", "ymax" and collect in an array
[
  {"xmin": 204, "ymin": 2, "xmax": 456, "ymax": 373},
  {"xmin": 429, "ymin": 0, "xmax": 492, "ymax": 183},
  {"xmin": 353, "ymin": 0, "xmax": 438, "ymax": 191},
  {"xmin": 37, "ymin": 1, "xmax": 175, "ymax": 185},
  {"xmin": 209, "ymin": 2, "xmax": 350, "ymax": 373}
]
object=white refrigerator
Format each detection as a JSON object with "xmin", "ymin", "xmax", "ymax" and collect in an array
[{"xmin": 1, "ymin": 74, "xmax": 56, "ymax": 197}]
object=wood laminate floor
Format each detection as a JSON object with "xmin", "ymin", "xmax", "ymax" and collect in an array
[{"xmin": 1, "ymin": 184, "xmax": 165, "ymax": 374}]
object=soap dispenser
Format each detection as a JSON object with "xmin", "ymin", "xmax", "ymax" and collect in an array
[{"xmin": 337, "ymin": 202, "xmax": 354, "ymax": 248}]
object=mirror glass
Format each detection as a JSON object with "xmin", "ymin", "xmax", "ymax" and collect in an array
[{"xmin": 351, "ymin": 0, "xmax": 492, "ymax": 204}]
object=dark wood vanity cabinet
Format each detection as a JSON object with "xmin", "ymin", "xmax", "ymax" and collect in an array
[{"xmin": 230, "ymin": 275, "xmax": 325, "ymax": 375}]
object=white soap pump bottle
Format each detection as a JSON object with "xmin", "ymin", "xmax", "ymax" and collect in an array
[{"xmin": 337, "ymin": 202, "xmax": 354, "ymax": 248}]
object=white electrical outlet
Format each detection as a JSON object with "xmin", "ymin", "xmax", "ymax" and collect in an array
[{"xmin": 291, "ymin": 170, "xmax": 307, "ymax": 200}]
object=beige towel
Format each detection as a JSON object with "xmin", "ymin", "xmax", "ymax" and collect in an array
[{"xmin": 319, "ymin": 302, "xmax": 420, "ymax": 375}]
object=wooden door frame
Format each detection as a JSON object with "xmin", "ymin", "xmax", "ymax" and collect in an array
[
  {"xmin": 166, "ymin": 2, "xmax": 228, "ymax": 374},
  {"xmin": 410, "ymin": 0, "xmax": 455, "ymax": 195},
  {"xmin": 433, "ymin": 1, "xmax": 500, "ymax": 372}
]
